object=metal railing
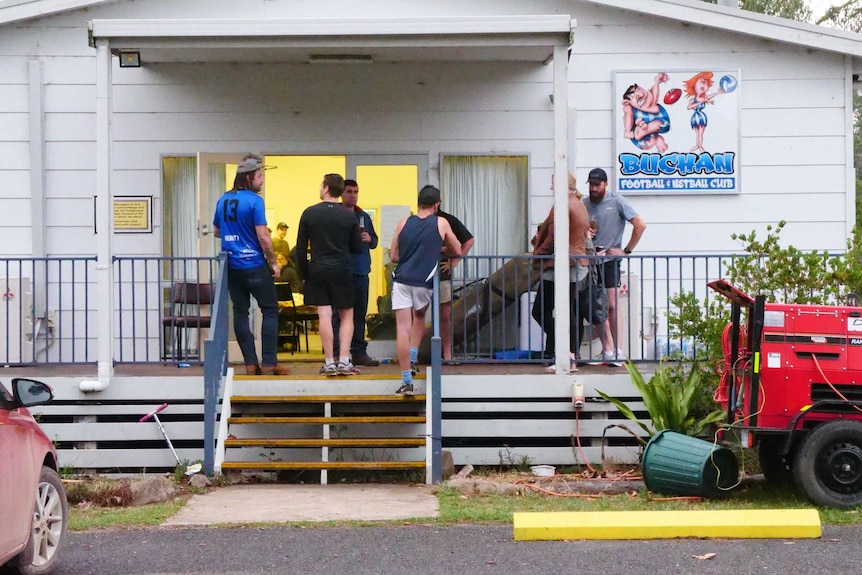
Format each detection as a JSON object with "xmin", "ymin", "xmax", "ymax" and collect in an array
[
  {"xmin": 203, "ymin": 253, "xmax": 229, "ymax": 476},
  {"xmin": 1, "ymin": 252, "xmax": 844, "ymax": 368},
  {"xmin": 0, "ymin": 256, "xmax": 221, "ymax": 366},
  {"xmin": 0, "ymin": 257, "xmax": 97, "ymax": 365},
  {"xmin": 442, "ymin": 252, "xmax": 741, "ymax": 364},
  {"xmin": 114, "ymin": 256, "xmax": 221, "ymax": 364}
]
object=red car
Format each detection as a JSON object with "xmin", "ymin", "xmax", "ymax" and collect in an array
[{"xmin": 0, "ymin": 378, "xmax": 68, "ymax": 575}]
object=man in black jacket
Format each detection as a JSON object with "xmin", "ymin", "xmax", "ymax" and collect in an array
[{"xmin": 296, "ymin": 174, "xmax": 363, "ymax": 376}]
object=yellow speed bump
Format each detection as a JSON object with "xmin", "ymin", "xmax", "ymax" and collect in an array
[{"xmin": 513, "ymin": 509, "xmax": 821, "ymax": 540}]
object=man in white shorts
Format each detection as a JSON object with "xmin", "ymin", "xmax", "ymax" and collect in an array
[{"xmin": 389, "ymin": 185, "xmax": 461, "ymax": 395}]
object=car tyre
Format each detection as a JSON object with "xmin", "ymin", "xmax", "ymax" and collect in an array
[
  {"xmin": 13, "ymin": 466, "xmax": 68, "ymax": 575},
  {"xmin": 794, "ymin": 420, "xmax": 862, "ymax": 509}
]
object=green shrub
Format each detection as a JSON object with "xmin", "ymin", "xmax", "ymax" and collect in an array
[
  {"xmin": 597, "ymin": 361, "xmax": 725, "ymax": 441},
  {"xmin": 666, "ymin": 222, "xmax": 862, "ymax": 420}
]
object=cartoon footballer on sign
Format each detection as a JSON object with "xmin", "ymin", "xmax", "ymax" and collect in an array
[{"xmin": 621, "ymin": 72, "xmax": 672, "ymax": 153}]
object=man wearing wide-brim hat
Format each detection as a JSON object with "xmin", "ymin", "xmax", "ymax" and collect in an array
[{"xmin": 212, "ymin": 153, "xmax": 290, "ymax": 376}]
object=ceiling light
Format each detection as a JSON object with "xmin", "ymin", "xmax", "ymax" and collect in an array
[{"xmin": 118, "ymin": 50, "xmax": 141, "ymax": 68}]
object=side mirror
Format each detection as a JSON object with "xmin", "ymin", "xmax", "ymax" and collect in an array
[{"xmin": 11, "ymin": 378, "xmax": 54, "ymax": 407}]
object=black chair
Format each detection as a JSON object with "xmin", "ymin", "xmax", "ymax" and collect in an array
[
  {"xmin": 276, "ymin": 282, "xmax": 318, "ymax": 353},
  {"xmin": 162, "ymin": 282, "xmax": 214, "ymax": 361}
]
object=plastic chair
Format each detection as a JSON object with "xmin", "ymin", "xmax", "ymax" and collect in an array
[{"xmin": 161, "ymin": 282, "xmax": 214, "ymax": 361}]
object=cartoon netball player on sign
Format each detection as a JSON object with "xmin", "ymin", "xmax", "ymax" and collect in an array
[
  {"xmin": 684, "ymin": 71, "xmax": 735, "ymax": 154},
  {"xmin": 621, "ymin": 72, "xmax": 671, "ymax": 153}
]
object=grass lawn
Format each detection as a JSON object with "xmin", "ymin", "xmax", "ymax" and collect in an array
[
  {"xmin": 435, "ymin": 481, "xmax": 862, "ymax": 526},
  {"xmin": 67, "ymin": 475, "xmax": 861, "ymax": 531}
]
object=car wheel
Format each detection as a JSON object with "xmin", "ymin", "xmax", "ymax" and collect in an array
[
  {"xmin": 794, "ymin": 420, "xmax": 862, "ymax": 509},
  {"xmin": 14, "ymin": 466, "xmax": 68, "ymax": 575}
]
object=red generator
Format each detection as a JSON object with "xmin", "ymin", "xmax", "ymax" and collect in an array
[{"xmin": 709, "ymin": 279, "xmax": 862, "ymax": 508}]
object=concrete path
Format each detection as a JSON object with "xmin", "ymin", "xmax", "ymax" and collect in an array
[{"xmin": 162, "ymin": 483, "xmax": 439, "ymax": 526}]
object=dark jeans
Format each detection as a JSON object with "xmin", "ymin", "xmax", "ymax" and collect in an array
[
  {"xmin": 228, "ymin": 264, "xmax": 279, "ymax": 367},
  {"xmin": 333, "ymin": 274, "xmax": 369, "ymax": 357},
  {"xmin": 531, "ymin": 279, "xmax": 583, "ymax": 358}
]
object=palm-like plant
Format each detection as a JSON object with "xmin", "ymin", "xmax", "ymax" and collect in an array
[{"xmin": 597, "ymin": 361, "xmax": 726, "ymax": 442}]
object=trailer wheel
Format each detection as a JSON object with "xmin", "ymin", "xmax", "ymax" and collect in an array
[
  {"xmin": 758, "ymin": 436, "xmax": 794, "ymax": 486},
  {"xmin": 793, "ymin": 420, "xmax": 862, "ymax": 509}
]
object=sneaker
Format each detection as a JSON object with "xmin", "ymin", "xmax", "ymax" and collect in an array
[
  {"xmin": 395, "ymin": 382, "xmax": 414, "ymax": 396},
  {"xmin": 319, "ymin": 363, "xmax": 338, "ymax": 377},
  {"xmin": 410, "ymin": 361, "xmax": 420, "ymax": 375},
  {"xmin": 602, "ymin": 350, "xmax": 623, "ymax": 367},
  {"xmin": 336, "ymin": 361, "xmax": 361, "ymax": 376},
  {"xmin": 352, "ymin": 354, "xmax": 380, "ymax": 367}
]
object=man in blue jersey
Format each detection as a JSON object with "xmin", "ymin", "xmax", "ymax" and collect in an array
[
  {"xmin": 212, "ymin": 154, "xmax": 289, "ymax": 376},
  {"xmin": 389, "ymin": 185, "xmax": 462, "ymax": 395}
]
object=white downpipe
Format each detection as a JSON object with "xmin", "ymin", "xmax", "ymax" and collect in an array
[
  {"xmin": 552, "ymin": 42, "xmax": 570, "ymax": 374},
  {"xmin": 80, "ymin": 40, "xmax": 114, "ymax": 393}
]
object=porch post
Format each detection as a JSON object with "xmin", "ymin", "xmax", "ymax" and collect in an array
[
  {"xmin": 552, "ymin": 43, "xmax": 570, "ymax": 374},
  {"xmin": 81, "ymin": 39, "xmax": 114, "ymax": 391}
]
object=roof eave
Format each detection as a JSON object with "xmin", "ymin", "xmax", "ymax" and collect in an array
[
  {"xmin": 0, "ymin": 0, "xmax": 115, "ymax": 26},
  {"xmin": 583, "ymin": 0, "xmax": 862, "ymax": 58}
]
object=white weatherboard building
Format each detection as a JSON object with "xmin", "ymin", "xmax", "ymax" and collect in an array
[{"xmin": 1, "ymin": 0, "xmax": 861, "ymax": 473}]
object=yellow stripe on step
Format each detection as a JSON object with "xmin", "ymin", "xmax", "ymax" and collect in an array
[{"xmin": 513, "ymin": 509, "xmax": 821, "ymax": 540}]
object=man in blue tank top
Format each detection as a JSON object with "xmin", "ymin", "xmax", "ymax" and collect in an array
[
  {"xmin": 389, "ymin": 185, "xmax": 462, "ymax": 395},
  {"xmin": 212, "ymin": 154, "xmax": 289, "ymax": 376}
]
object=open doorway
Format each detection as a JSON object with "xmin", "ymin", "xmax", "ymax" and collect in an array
[{"xmin": 164, "ymin": 153, "xmax": 426, "ymax": 358}]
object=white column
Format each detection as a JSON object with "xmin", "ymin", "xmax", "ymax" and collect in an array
[
  {"xmin": 28, "ymin": 60, "xmax": 46, "ymax": 315},
  {"xmin": 552, "ymin": 43, "xmax": 570, "ymax": 374},
  {"xmin": 81, "ymin": 39, "xmax": 114, "ymax": 391}
]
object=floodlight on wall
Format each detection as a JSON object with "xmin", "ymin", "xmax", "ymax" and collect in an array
[
  {"xmin": 308, "ymin": 54, "xmax": 373, "ymax": 65},
  {"xmin": 118, "ymin": 50, "xmax": 141, "ymax": 68}
]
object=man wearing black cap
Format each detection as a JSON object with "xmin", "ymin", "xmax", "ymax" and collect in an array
[
  {"xmin": 272, "ymin": 222, "xmax": 290, "ymax": 260},
  {"xmin": 389, "ymin": 185, "xmax": 462, "ymax": 395},
  {"xmin": 213, "ymin": 153, "xmax": 289, "ymax": 376},
  {"xmin": 584, "ymin": 167, "xmax": 647, "ymax": 366}
]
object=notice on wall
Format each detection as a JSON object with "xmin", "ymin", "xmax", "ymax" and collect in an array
[
  {"xmin": 114, "ymin": 196, "xmax": 153, "ymax": 233},
  {"xmin": 380, "ymin": 205, "xmax": 412, "ymax": 259},
  {"xmin": 613, "ymin": 69, "xmax": 741, "ymax": 195}
]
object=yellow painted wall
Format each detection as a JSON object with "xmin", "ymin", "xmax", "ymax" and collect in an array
[
  {"xmin": 355, "ymin": 164, "xmax": 418, "ymax": 314},
  {"xmin": 227, "ymin": 156, "xmax": 418, "ymax": 318}
]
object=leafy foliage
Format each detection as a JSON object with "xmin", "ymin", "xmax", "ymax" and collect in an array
[
  {"xmin": 816, "ymin": 0, "xmax": 862, "ymax": 32},
  {"xmin": 700, "ymin": 0, "xmax": 811, "ymax": 20},
  {"xmin": 665, "ymin": 222, "xmax": 862, "ymax": 421},
  {"xmin": 596, "ymin": 361, "xmax": 726, "ymax": 440}
]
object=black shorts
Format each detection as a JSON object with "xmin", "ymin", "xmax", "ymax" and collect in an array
[
  {"xmin": 602, "ymin": 260, "xmax": 621, "ymax": 288},
  {"xmin": 304, "ymin": 272, "xmax": 355, "ymax": 309}
]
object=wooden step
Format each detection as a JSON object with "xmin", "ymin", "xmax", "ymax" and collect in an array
[
  {"xmin": 231, "ymin": 395, "xmax": 426, "ymax": 404},
  {"xmin": 221, "ymin": 461, "xmax": 425, "ymax": 471},
  {"xmin": 225, "ymin": 438, "xmax": 426, "ymax": 448},
  {"xmin": 227, "ymin": 415, "xmax": 426, "ymax": 424},
  {"xmin": 233, "ymin": 373, "xmax": 426, "ymax": 381}
]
